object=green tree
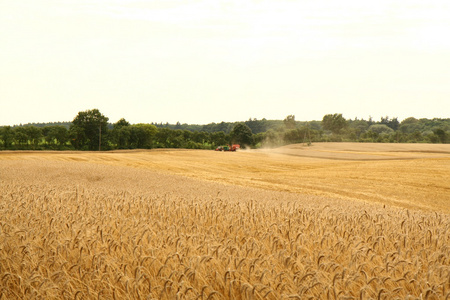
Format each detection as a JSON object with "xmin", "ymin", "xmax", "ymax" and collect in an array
[
  {"xmin": 432, "ymin": 128, "xmax": 447, "ymax": 143},
  {"xmin": 367, "ymin": 124, "xmax": 394, "ymax": 135},
  {"xmin": 230, "ymin": 123, "xmax": 253, "ymax": 147},
  {"xmin": 0, "ymin": 126, "xmax": 14, "ymax": 149},
  {"xmin": 155, "ymin": 128, "xmax": 171, "ymax": 148},
  {"xmin": 129, "ymin": 124, "xmax": 157, "ymax": 148},
  {"xmin": 283, "ymin": 126, "xmax": 314, "ymax": 144},
  {"xmin": 70, "ymin": 109, "xmax": 109, "ymax": 150},
  {"xmin": 244, "ymin": 118, "xmax": 268, "ymax": 134},
  {"xmin": 114, "ymin": 118, "xmax": 130, "ymax": 128},
  {"xmin": 112, "ymin": 118, "xmax": 131, "ymax": 149},
  {"xmin": 13, "ymin": 127, "xmax": 29, "ymax": 148},
  {"xmin": 24, "ymin": 126, "xmax": 43, "ymax": 149},
  {"xmin": 284, "ymin": 129, "xmax": 302, "ymax": 144},
  {"xmin": 361, "ymin": 130, "xmax": 379, "ymax": 142},
  {"xmin": 192, "ymin": 131, "xmax": 208, "ymax": 144},
  {"xmin": 210, "ymin": 131, "xmax": 229, "ymax": 147},
  {"xmin": 348, "ymin": 119, "xmax": 369, "ymax": 139},
  {"xmin": 283, "ymin": 115, "xmax": 296, "ymax": 130},
  {"xmin": 46, "ymin": 126, "xmax": 69, "ymax": 149},
  {"xmin": 399, "ymin": 117, "xmax": 420, "ymax": 134},
  {"xmin": 408, "ymin": 130, "xmax": 423, "ymax": 143},
  {"xmin": 322, "ymin": 113, "xmax": 348, "ymax": 134},
  {"xmin": 69, "ymin": 126, "xmax": 86, "ymax": 150},
  {"xmin": 380, "ymin": 116, "xmax": 399, "ymax": 131},
  {"xmin": 168, "ymin": 130, "xmax": 184, "ymax": 148},
  {"xmin": 115, "ymin": 126, "xmax": 132, "ymax": 149}
]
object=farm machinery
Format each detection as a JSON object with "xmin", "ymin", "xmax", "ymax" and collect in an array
[{"xmin": 215, "ymin": 144, "xmax": 240, "ymax": 151}]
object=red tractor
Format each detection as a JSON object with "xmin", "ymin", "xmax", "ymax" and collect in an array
[{"xmin": 215, "ymin": 144, "xmax": 240, "ymax": 151}]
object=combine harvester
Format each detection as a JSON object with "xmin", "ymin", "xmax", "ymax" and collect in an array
[{"xmin": 215, "ymin": 144, "xmax": 240, "ymax": 151}]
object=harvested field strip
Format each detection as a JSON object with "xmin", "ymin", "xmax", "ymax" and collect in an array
[{"xmin": 1, "ymin": 143, "xmax": 448, "ymax": 212}]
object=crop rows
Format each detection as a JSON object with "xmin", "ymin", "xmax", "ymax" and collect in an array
[{"xmin": 0, "ymin": 160, "xmax": 449, "ymax": 299}]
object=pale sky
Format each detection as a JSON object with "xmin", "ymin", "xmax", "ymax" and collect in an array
[{"xmin": 1, "ymin": 0, "xmax": 449, "ymax": 126}]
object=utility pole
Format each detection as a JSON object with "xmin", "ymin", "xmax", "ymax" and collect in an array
[{"xmin": 303, "ymin": 122, "xmax": 312, "ymax": 146}]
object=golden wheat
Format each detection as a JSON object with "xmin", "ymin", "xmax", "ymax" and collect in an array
[{"xmin": 0, "ymin": 147, "xmax": 449, "ymax": 299}]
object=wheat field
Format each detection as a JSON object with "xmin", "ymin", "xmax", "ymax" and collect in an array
[{"xmin": 0, "ymin": 143, "xmax": 449, "ymax": 299}]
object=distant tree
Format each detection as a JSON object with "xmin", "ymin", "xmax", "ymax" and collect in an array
[
  {"xmin": 13, "ymin": 127, "xmax": 29, "ymax": 148},
  {"xmin": 322, "ymin": 113, "xmax": 348, "ymax": 134},
  {"xmin": 70, "ymin": 109, "xmax": 109, "ymax": 150},
  {"xmin": 46, "ymin": 125, "xmax": 68, "ymax": 148},
  {"xmin": 192, "ymin": 131, "xmax": 208, "ymax": 144},
  {"xmin": 283, "ymin": 115, "xmax": 296, "ymax": 130},
  {"xmin": 368, "ymin": 124, "xmax": 394, "ymax": 135},
  {"xmin": 129, "ymin": 124, "xmax": 157, "ymax": 149},
  {"xmin": 348, "ymin": 119, "xmax": 369, "ymax": 138},
  {"xmin": 214, "ymin": 122, "xmax": 232, "ymax": 133},
  {"xmin": 408, "ymin": 130, "xmax": 423, "ymax": 143},
  {"xmin": 182, "ymin": 130, "xmax": 192, "ymax": 142},
  {"xmin": 432, "ymin": 128, "xmax": 447, "ymax": 143},
  {"xmin": 361, "ymin": 130, "xmax": 380, "ymax": 142},
  {"xmin": 24, "ymin": 126, "xmax": 43, "ymax": 149},
  {"xmin": 114, "ymin": 118, "xmax": 130, "ymax": 128},
  {"xmin": 399, "ymin": 117, "xmax": 420, "ymax": 133},
  {"xmin": 283, "ymin": 126, "xmax": 313, "ymax": 144},
  {"xmin": 0, "ymin": 126, "xmax": 14, "ymax": 149},
  {"xmin": 284, "ymin": 129, "xmax": 301, "ymax": 144},
  {"xmin": 112, "ymin": 118, "xmax": 131, "ymax": 149},
  {"xmin": 401, "ymin": 117, "xmax": 419, "ymax": 125},
  {"xmin": 55, "ymin": 126, "xmax": 69, "ymax": 147},
  {"xmin": 170, "ymin": 130, "xmax": 186, "ymax": 148},
  {"xmin": 210, "ymin": 131, "xmax": 229, "ymax": 146},
  {"xmin": 114, "ymin": 126, "xmax": 131, "ymax": 149},
  {"xmin": 155, "ymin": 128, "xmax": 171, "ymax": 148},
  {"xmin": 245, "ymin": 118, "xmax": 268, "ymax": 134},
  {"xmin": 380, "ymin": 116, "xmax": 399, "ymax": 131},
  {"xmin": 69, "ymin": 126, "xmax": 86, "ymax": 150},
  {"xmin": 230, "ymin": 123, "xmax": 253, "ymax": 147},
  {"xmin": 163, "ymin": 129, "xmax": 184, "ymax": 148}
]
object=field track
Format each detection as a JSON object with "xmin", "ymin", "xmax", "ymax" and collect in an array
[{"xmin": 0, "ymin": 143, "xmax": 449, "ymax": 299}]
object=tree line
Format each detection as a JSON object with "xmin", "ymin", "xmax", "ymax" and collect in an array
[{"xmin": 0, "ymin": 110, "xmax": 448, "ymax": 150}]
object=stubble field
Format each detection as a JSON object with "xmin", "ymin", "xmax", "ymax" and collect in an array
[{"xmin": 0, "ymin": 143, "xmax": 449, "ymax": 299}]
